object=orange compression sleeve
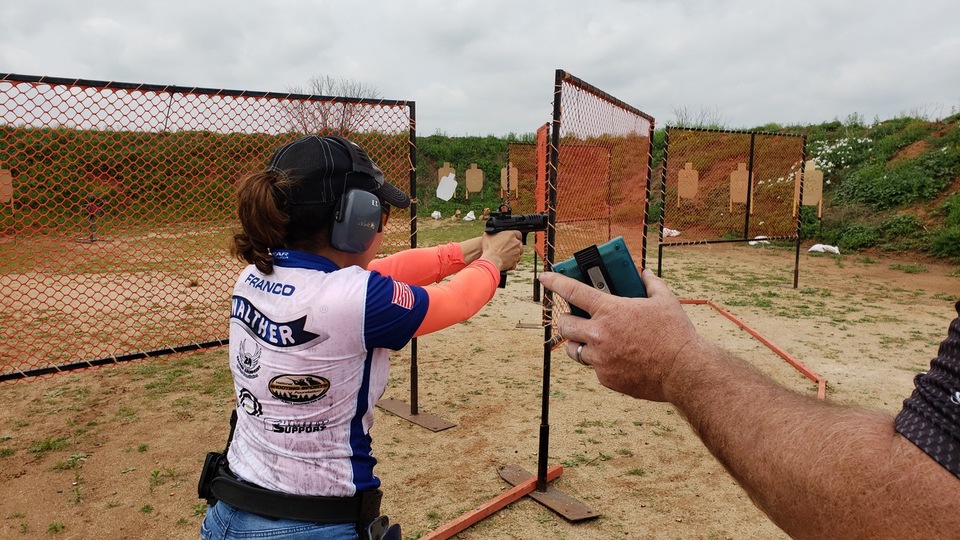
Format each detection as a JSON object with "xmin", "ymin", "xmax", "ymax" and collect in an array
[
  {"xmin": 414, "ymin": 259, "xmax": 500, "ymax": 337},
  {"xmin": 368, "ymin": 243, "xmax": 466, "ymax": 286}
]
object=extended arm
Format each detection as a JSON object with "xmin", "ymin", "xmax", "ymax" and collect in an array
[
  {"xmin": 415, "ymin": 233, "xmax": 519, "ymax": 336},
  {"xmin": 540, "ymin": 270, "xmax": 960, "ymax": 539},
  {"xmin": 363, "ymin": 232, "xmax": 518, "ymax": 344},
  {"xmin": 414, "ymin": 259, "xmax": 499, "ymax": 337},
  {"xmin": 368, "ymin": 238, "xmax": 483, "ymax": 286}
]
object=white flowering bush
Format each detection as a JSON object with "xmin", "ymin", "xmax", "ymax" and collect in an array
[{"xmin": 808, "ymin": 137, "xmax": 873, "ymax": 176}]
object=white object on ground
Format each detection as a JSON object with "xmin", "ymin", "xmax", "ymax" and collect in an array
[
  {"xmin": 431, "ymin": 211, "xmax": 442, "ymax": 219},
  {"xmin": 436, "ymin": 173, "xmax": 457, "ymax": 201},
  {"xmin": 463, "ymin": 210, "xmax": 476, "ymax": 221},
  {"xmin": 748, "ymin": 235, "xmax": 770, "ymax": 246},
  {"xmin": 663, "ymin": 227, "xmax": 681, "ymax": 237},
  {"xmin": 808, "ymin": 244, "xmax": 840, "ymax": 254}
]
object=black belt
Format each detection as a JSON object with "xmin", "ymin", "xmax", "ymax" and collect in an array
[{"xmin": 207, "ymin": 461, "xmax": 381, "ymax": 525}]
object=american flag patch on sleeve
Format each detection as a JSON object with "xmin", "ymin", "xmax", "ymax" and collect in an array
[{"xmin": 391, "ymin": 281, "xmax": 415, "ymax": 310}]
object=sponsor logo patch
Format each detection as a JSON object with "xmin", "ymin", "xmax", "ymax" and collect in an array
[
  {"xmin": 268, "ymin": 374, "xmax": 331, "ymax": 404},
  {"xmin": 231, "ymin": 296, "xmax": 324, "ymax": 347},
  {"xmin": 236, "ymin": 339, "xmax": 262, "ymax": 379},
  {"xmin": 391, "ymin": 281, "xmax": 415, "ymax": 310},
  {"xmin": 238, "ymin": 388, "xmax": 262, "ymax": 417},
  {"xmin": 263, "ymin": 418, "xmax": 328, "ymax": 434}
]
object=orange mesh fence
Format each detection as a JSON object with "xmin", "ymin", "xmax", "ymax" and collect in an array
[
  {"xmin": 752, "ymin": 134, "xmax": 807, "ymax": 239},
  {"xmin": 657, "ymin": 127, "xmax": 805, "ymax": 286},
  {"xmin": 543, "ymin": 70, "xmax": 654, "ymax": 337},
  {"xmin": 660, "ymin": 127, "xmax": 805, "ymax": 244},
  {"xmin": 0, "ymin": 73, "xmax": 416, "ymax": 382},
  {"xmin": 505, "ymin": 123, "xmax": 550, "ymax": 259},
  {"xmin": 506, "ymin": 142, "xmax": 537, "ymax": 214}
]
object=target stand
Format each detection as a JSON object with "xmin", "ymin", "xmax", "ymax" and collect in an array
[
  {"xmin": 376, "ymin": 338, "xmax": 456, "ymax": 432},
  {"xmin": 376, "ymin": 398, "xmax": 455, "ymax": 432},
  {"xmin": 498, "ymin": 464, "xmax": 599, "ymax": 521},
  {"xmin": 420, "ymin": 464, "xmax": 595, "ymax": 540}
]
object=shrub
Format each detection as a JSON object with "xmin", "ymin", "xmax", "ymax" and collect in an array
[
  {"xmin": 646, "ymin": 200, "xmax": 663, "ymax": 224},
  {"xmin": 798, "ymin": 206, "xmax": 821, "ymax": 240},
  {"xmin": 821, "ymin": 222, "xmax": 880, "ymax": 250},
  {"xmin": 927, "ymin": 225, "xmax": 960, "ymax": 259},
  {"xmin": 868, "ymin": 117, "xmax": 938, "ymax": 162},
  {"xmin": 878, "ymin": 213, "xmax": 923, "ymax": 239},
  {"xmin": 939, "ymin": 192, "xmax": 960, "ymax": 227},
  {"xmin": 807, "ymin": 136, "xmax": 873, "ymax": 177},
  {"xmin": 833, "ymin": 147, "xmax": 958, "ymax": 210},
  {"xmin": 753, "ymin": 122, "xmax": 783, "ymax": 132}
]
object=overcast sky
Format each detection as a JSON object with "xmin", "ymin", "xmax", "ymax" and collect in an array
[{"xmin": 2, "ymin": 0, "xmax": 958, "ymax": 136}]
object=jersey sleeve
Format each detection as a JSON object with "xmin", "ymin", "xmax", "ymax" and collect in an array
[
  {"xmin": 363, "ymin": 271, "xmax": 430, "ymax": 351},
  {"xmin": 367, "ymin": 243, "xmax": 466, "ymax": 286},
  {"xmin": 414, "ymin": 259, "xmax": 500, "ymax": 337},
  {"xmin": 894, "ymin": 301, "xmax": 960, "ymax": 478}
]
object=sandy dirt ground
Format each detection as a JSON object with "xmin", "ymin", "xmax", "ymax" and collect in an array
[{"xmin": 1, "ymin": 239, "xmax": 958, "ymax": 539}]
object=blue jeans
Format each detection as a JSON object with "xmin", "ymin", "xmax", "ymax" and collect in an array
[{"xmin": 200, "ymin": 501, "xmax": 358, "ymax": 540}]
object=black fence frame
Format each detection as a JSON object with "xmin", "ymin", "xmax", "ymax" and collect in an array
[{"xmin": 538, "ymin": 69, "xmax": 656, "ymax": 489}]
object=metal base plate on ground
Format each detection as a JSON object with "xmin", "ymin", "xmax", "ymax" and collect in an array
[
  {"xmin": 515, "ymin": 321, "xmax": 542, "ymax": 329},
  {"xmin": 376, "ymin": 398, "xmax": 456, "ymax": 432},
  {"xmin": 75, "ymin": 236, "xmax": 112, "ymax": 244},
  {"xmin": 498, "ymin": 464, "xmax": 600, "ymax": 522}
]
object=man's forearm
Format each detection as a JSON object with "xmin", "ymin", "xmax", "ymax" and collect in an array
[{"xmin": 667, "ymin": 339, "xmax": 960, "ymax": 539}]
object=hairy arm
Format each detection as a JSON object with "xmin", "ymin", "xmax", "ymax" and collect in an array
[
  {"xmin": 541, "ymin": 270, "xmax": 960, "ymax": 539},
  {"xmin": 668, "ymin": 338, "xmax": 959, "ymax": 539}
]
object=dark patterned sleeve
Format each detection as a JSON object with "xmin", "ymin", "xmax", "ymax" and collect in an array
[{"xmin": 894, "ymin": 301, "xmax": 960, "ymax": 478}]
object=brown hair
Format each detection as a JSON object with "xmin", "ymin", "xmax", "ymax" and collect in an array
[{"xmin": 231, "ymin": 171, "xmax": 332, "ymax": 274}]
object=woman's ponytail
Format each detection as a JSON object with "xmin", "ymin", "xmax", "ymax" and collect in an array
[{"xmin": 231, "ymin": 171, "xmax": 289, "ymax": 274}]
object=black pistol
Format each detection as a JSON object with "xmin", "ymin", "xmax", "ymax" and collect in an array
[{"xmin": 484, "ymin": 204, "xmax": 548, "ymax": 288}]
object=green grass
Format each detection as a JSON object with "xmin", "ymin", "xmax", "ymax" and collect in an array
[
  {"xmin": 414, "ymin": 220, "xmax": 486, "ymax": 245},
  {"xmin": 889, "ymin": 263, "xmax": 929, "ymax": 274},
  {"xmin": 29, "ymin": 437, "xmax": 70, "ymax": 456},
  {"xmin": 53, "ymin": 453, "xmax": 90, "ymax": 470},
  {"xmin": 115, "ymin": 407, "xmax": 138, "ymax": 423},
  {"xmin": 560, "ymin": 453, "xmax": 589, "ymax": 468},
  {"xmin": 149, "ymin": 468, "xmax": 179, "ymax": 492}
]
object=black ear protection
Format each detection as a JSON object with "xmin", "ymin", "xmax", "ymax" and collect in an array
[
  {"xmin": 331, "ymin": 189, "xmax": 383, "ymax": 254},
  {"xmin": 327, "ymin": 137, "xmax": 387, "ymax": 254}
]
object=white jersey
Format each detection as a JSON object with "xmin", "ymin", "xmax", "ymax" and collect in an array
[{"xmin": 226, "ymin": 249, "xmax": 428, "ymax": 497}]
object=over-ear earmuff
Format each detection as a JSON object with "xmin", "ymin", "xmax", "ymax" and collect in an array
[{"xmin": 330, "ymin": 189, "xmax": 383, "ymax": 254}]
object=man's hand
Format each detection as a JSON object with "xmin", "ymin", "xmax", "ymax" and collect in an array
[
  {"xmin": 539, "ymin": 269, "xmax": 703, "ymax": 402},
  {"xmin": 544, "ymin": 270, "xmax": 960, "ymax": 540}
]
